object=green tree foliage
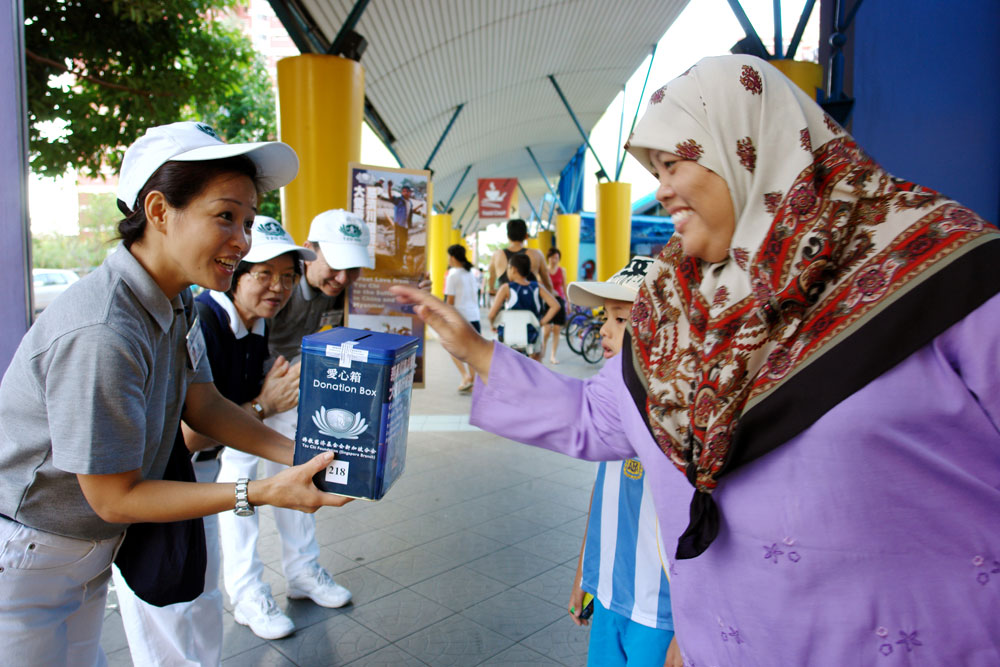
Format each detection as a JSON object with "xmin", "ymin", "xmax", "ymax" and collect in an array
[
  {"xmin": 24, "ymin": 1, "xmax": 280, "ymax": 209},
  {"xmin": 32, "ymin": 192, "xmax": 119, "ymax": 269}
]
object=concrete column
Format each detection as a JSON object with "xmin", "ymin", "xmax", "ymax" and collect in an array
[
  {"xmin": 536, "ymin": 230, "xmax": 554, "ymax": 255},
  {"xmin": 277, "ymin": 55, "xmax": 364, "ymax": 244},
  {"xmin": 428, "ymin": 213, "xmax": 452, "ymax": 299},
  {"xmin": 770, "ymin": 59, "xmax": 823, "ymax": 98},
  {"xmin": 595, "ymin": 182, "xmax": 631, "ymax": 281},
  {"xmin": 555, "ymin": 214, "xmax": 581, "ymax": 284}
]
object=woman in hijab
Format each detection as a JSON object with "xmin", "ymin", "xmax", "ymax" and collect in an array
[{"xmin": 391, "ymin": 55, "xmax": 1000, "ymax": 665}]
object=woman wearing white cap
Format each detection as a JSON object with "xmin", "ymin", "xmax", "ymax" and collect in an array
[
  {"xmin": 0, "ymin": 121, "xmax": 350, "ymax": 665},
  {"xmin": 113, "ymin": 216, "xmax": 320, "ymax": 663}
]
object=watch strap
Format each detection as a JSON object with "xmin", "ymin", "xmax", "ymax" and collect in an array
[{"xmin": 234, "ymin": 478, "xmax": 254, "ymax": 516}]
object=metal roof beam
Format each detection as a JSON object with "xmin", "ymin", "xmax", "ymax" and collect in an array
[
  {"xmin": 786, "ymin": 0, "xmax": 817, "ymax": 59},
  {"xmin": 773, "ymin": 0, "xmax": 783, "ymax": 59},
  {"xmin": 616, "ymin": 43, "xmax": 657, "ymax": 181},
  {"xmin": 548, "ymin": 74, "xmax": 609, "ymax": 181},
  {"xmin": 726, "ymin": 0, "xmax": 770, "ymax": 59},
  {"xmin": 267, "ymin": 0, "xmax": 327, "ymax": 53},
  {"xmin": 525, "ymin": 146, "xmax": 566, "ymax": 213},
  {"xmin": 437, "ymin": 163, "xmax": 471, "ymax": 214},
  {"xmin": 457, "ymin": 192, "xmax": 477, "ymax": 234},
  {"xmin": 424, "ymin": 104, "xmax": 465, "ymax": 171},
  {"xmin": 327, "ymin": 0, "xmax": 371, "ymax": 56},
  {"xmin": 517, "ymin": 181, "xmax": 541, "ymax": 223}
]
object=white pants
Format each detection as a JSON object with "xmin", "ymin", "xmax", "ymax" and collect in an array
[
  {"xmin": 113, "ymin": 459, "xmax": 223, "ymax": 667},
  {"xmin": 216, "ymin": 408, "xmax": 320, "ymax": 604},
  {"xmin": 0, "ymin": 514, "xmax": 123, "ymax": 666}
]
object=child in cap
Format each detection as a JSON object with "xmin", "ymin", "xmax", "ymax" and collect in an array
[
  {"xmin": 0, "ymin": 121, "xmax": 350, "ymax": 665},
  {"xmin": 564, "ymin": 256, "xmax": 678, "ymax": 667}
]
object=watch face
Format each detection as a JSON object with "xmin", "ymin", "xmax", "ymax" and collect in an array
[{"xmin": 234, "ymin": 505, "xmax": 255, "ymax": 517}]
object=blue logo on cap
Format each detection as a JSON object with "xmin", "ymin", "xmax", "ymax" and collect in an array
[
  {"xmin": 196, "ymin": 124, "xmax": 220, "ymax": 139},
  {"xmin": 340, "ymin": 223, "xmax": 363, "ymax": 239},
  {"xmin": 257, "ymin": 221, "xmax": 285, "ymax": 238}
]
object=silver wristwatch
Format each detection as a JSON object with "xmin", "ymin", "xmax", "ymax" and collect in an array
[{"xmin": 234, "ymin": 478, "xmax": 254, "ymax": 517}]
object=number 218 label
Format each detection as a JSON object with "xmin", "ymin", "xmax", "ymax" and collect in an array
[{"xmin": 325, "ymin": 460, "xmax": 349, "ymax": 484}]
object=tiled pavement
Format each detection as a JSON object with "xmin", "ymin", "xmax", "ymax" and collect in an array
[{"xmin": 102, "ymin": 329, "xmax": 606, "ymax": 666}]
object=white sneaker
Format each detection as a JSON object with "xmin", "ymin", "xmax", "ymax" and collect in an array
[
  {"xmin": 233, "ymin": 588, "xmax": 295, "ymax": 640},
  {"xmin": 287, "ymin": 563, "xmax": 352, "ymax": 608}
]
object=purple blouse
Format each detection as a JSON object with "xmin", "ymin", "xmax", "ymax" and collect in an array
[{"xmin": 470, "ymin": 292, "xmax": 1000, "ymax": 665}]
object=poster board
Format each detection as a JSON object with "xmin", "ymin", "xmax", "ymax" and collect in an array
[
  {"xmin": 347, "ymin": 163, "xmax": 430, "ymax": 386},
  {"xmin": 477, "ymin": 178, "xmax": 518, "ymax": 220}
]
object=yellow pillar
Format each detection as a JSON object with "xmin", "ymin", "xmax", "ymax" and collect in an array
[
  {"xmin": 526, "ymin": 236, "xmax": 540, "ymax": 251},
  {"xmin": 771, "ymin": 59, "xmax": 823, "ymax": 99},
  {"xmin": 555, "ymin": 213, "xmax": 581, "ymax": 284},
  {"xmin": 429, "ymin": 213, "xmax": 452, "ymax": 299},
  {"xmin": 277, "ymin": 55, "xmax": 364, "ymax": 244},
  {"xmin": 450, "ymin": 226, "xmax": 465, "ymax": 250},
  {"xmin": 536, "ymin": 230, "xmax": 554, "ymax": 255},
  {"xmin": 595, "ymin": 182, "xmax": 632, "ymax": 281}
]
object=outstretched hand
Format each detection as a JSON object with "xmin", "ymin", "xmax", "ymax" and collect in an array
[
  {"xmin": 251, "ymin": 452, "xmax": 354, "ymax": 512},
  {"xmin": 389, "ymin": 285, "xmax": 494, "ymax": 379}
]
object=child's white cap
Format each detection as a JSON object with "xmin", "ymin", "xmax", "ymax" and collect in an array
[{"xmin": 567, "ymin": 256, "xmax": 654, "ymax": 307}]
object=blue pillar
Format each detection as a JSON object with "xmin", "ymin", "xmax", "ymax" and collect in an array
[{"xmin": 0, "ymin": 0, "xmax": 32, "ymax": 370}]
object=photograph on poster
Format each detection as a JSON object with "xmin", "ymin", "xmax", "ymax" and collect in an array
[
  {"xmin": 350, "ymin": 165, "xmax": 429, "ymax": 276},
  {"xmin": 347, "ymin": 313, "xmax": 414, "ymax": 337},
  {"xmin": 348, "ymin": 164, "xmax": 430, "ymax": 386}
]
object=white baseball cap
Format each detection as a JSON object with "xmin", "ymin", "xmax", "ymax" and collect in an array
[
  {"xmin": 307, "ymin": 209, "xmax": 375, "ymax": 270},
  {"xmin": 568, "ymin": 256, "xmax": 655, "ymax": 307},
  {"xmin": 243, "ymin": 216, "xmax": 316, "ymax": 264},
  {"xmin": 116, "ymin": 121, "xmax": 299, "ymax": 212}
]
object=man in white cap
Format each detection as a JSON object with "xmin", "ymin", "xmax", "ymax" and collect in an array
[{"xmin": 215, "ymin": 209, "xmax": 373, "ymax": 640}]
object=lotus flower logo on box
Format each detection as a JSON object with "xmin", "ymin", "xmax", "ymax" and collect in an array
[{"xmin": 312, "ymin": 407, "xmax": 367, "ymax": 439}]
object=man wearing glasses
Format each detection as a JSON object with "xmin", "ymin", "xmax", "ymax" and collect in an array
[{"xmin": 216, "ymin": 211, "xmax": 374, "ymax": 640}]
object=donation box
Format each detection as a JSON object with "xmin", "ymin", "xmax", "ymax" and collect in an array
[{"xmin": 294, "ymin": 327, "xmax": 419, "ymax": 500}]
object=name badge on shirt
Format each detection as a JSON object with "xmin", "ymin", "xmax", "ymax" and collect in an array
[{"xmin": 186, "ymin": 316, "xmax": 206, "ymax": 371}]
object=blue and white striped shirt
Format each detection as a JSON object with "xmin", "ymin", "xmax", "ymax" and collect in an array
[{"xmin": 581, "ymin": 459, "xmax": 673, "ymax": 630}]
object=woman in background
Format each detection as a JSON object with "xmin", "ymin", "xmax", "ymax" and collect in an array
[
  {"xmin": 541, "ymin": 246, "xmax": 567, "ymax": 364},
  {"xmin": 444, "ymin": 243, "xmax": 481, "ymax": 392}
]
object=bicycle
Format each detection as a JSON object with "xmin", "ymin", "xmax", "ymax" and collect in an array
[
  {"xmin": 565, "ymin": 307, "xmax": 605, "ymax": 363},
  {"xmin": 576, "ymin": 316, "xmax": 605, "ymax": 364},
  {"xmin": 564, "ymin": 305, "xmax": 594, "ymax": 353}
]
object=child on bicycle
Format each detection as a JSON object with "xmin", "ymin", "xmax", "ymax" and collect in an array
[
  {"xmin": 564, "ymin": 256, "xmax": 680, "ymax": 666},
  {"xmin": 487, "ymin": 253, "xmax": 559, "ymax": 360}
]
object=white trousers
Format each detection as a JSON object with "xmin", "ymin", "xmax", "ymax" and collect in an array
[
  {"xmin": 0, "ymin": 514, "xmax": 123, "ymax": 667},
  {"xmin": 216, "ymin": 407, "xmax": 320, "ymax": 604},
  {"xmin": 113, "ymin": 459, "xmax": 223, "ymax": 667}
]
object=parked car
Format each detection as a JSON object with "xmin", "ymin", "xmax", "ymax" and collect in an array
[{"xmin": 32, "ymin": 268, "xmax": 80, "ymax": 314}]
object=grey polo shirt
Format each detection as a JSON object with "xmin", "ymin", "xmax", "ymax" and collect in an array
[
  {"xmin": 0, "ymin": 245, "xmax": 212, "ymax": 540},
  {"xmin": 267, "ymin": 277, "xmax": 345, "ymax": 362}
]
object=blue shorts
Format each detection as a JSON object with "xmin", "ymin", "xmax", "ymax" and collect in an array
[{"xmin": 587, "ymin": 598, "xmax": 674, "ymax": 667}]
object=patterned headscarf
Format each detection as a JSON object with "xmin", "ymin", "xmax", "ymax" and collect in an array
[{"xmin": 622, "ymin": 55, "xmax": 1000, "ymax": 559}]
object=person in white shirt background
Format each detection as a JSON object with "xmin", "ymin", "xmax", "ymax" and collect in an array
[{"xmin": 443, "ymin": 244, "xmax": 481, "ymax": 392}]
